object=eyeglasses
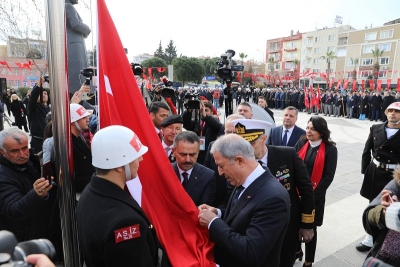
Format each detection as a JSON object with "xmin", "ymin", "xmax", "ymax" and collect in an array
[{"xmin": 387, "ymin": 109, "xmax": 400, "ymax": 113}]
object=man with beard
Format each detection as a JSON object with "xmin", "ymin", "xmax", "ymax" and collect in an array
[{"xmin": 149, "ymin": 101, "xmax": 170, "ymax": 140}]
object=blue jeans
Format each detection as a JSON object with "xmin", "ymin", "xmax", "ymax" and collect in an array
[{"xmin": 213, "ymin": 99, "xmax": 219, "ymax": 111}]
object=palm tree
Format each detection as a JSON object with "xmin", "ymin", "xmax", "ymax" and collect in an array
[
  {"xmin": 293, "ymin": 58, "xmax": 299, "ymax": 87},
  {"xmin": 320, "ymin": 51, "xmax": 336, "ymax": 88},
  {"xmin": 371, "ymin": 48, "xmax": 385, "ymax": 89},
  {"xmin": 239, "ymin": 52, "xmax": 248, "ymax": 65},
  {"xmin": 350, "ymin": 57, "xmax": 359, "ymax": 82},
  {"xmin": 268, "ymin": 57, "xmax": 275, "ymax": 86}
]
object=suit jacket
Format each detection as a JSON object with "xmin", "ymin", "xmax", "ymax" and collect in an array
[
  {"xmin": 360, "ymin": 122, "xmax": 400, "ymax": 201},
  {"xmin": 172, "ymin": 162, "xmax": 216, "ymax": 206},
  {"xmin": 76, "ymin": 176, "xmax": 158, "ymax": 267},
  {"xmin": 267, "ymin": 125, "xmax": 305, "ymax": 147},
  {"xmin": 210, "ymin": 169, "xmax": 290, "ymax": 267}
]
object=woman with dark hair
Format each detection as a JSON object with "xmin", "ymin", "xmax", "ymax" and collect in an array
[
  {"xmin": 10, "ymin": 94, "xmax": 29, "ymax": 132},
  {"xmin": 294, "ymin": 116, "xmax": 338, "ymax": 267}
]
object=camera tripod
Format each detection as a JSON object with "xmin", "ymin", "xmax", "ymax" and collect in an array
[{"xmin": 3, "ymin": 114, "xmax": 13, "ymax": 127}]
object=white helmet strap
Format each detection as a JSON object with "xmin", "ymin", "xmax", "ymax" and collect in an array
[
  {"xmin": 74, "ymin": 121, "xmax": 83, "ymax": 133},
  {"xmin": 124, "ymin": 164, "xmax": 131, "ymax": 181}
]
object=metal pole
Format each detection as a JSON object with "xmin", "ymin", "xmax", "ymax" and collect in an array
[{"xmin": 45, "ymin": 1, "xmax": 81, "ymax": 266}]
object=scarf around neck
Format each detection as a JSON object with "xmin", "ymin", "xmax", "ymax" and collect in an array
[{"xmin": 298, "ymin": 140, "xmax": 326, "ymax": 190}]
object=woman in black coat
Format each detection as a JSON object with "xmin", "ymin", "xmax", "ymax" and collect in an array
[
  {"xmin": 10, "ymin": 94, "xmax": 29, "ymax": 132},
  {"xmin": 295, "ymin": 116, "xmax": 338, "ymax": 267}
]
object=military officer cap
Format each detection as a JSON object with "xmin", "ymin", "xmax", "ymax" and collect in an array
[
  {"xmin": 231, "ymin": 119, "xmax": 272, "ymax": 142},
  {"xmin": 161, "ymin": 114, "xmax": 183, "ymax": 127}
]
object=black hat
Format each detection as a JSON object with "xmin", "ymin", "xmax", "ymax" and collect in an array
[{"xmin": 161, "ymin": 114, "xmax": 183, "ymax": 127}]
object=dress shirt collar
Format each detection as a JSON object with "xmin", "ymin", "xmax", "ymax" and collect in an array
[
  {"xmin": 177, "ymin": 165, "xmax": 193, "ymax": 181},
  {"xmin": 241, "ymin": 164, "xmax": 265, "ymax": 193}
]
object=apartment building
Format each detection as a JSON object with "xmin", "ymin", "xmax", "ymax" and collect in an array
[
  {"xmin": 7, "ymin": 37, "xmax": 47, "ymax": 60},
  {"xmin": 132, "ymin": 53, "xmax": 153, "ymax": 64},
  {"xmin": 299, "ymin": 25, "xmax": 354, "ymax": 87},
  {"xmin": 336, "ymin": 23, "xmax": 400, "ymax": 89}
]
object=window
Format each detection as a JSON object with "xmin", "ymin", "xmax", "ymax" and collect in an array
[
  {"xmin": 380, "ymin": 30, "xmax": 394, "ymax": 39},
  {"xmin": 361, "ymin": 71, "xmax": 372, "ymax": 78},
  {"xmin": 328, "ymin": 34, "xmax": 336, "ymax": 41},
  {"xmin": 30, "ymin": 81, "xmax": 35, "ymax": 86},
  {"xmin": 327, "ymin": 46, "xmax": 336, "ymax": 52},
  {"xmin": 379, "ymin": 71, "xmax": 387, "ymax": 78},
  {"xmin": 23, "ymin": 81, "xmax": 28, "ymax": 87},
  {"xmin": 22, "ymin": 69, "xmax": 27, "ymax": 75},
  {"xmin": 16, "ymin": 80, "xmax": 20, "ymax": 87},
  {"xmin": 365, "ymin": 32, "xmax": 377, "ymax": 41},
  {"xmin": 285, "ymin": 62, "xmax": 294, "ymax": 69},
  {"xmin": 9, "ymin": 80, "xmax": 13, "ymax": 86},
  {"xmin": 306, "ymin": 38, "xmax": 312, "ymax": 44},
  {"xmin": 362, "ymin": 58, "xmax": 373, "ymax": 65},
  {"xmin": 275, "ymin": 53, "xmax": 280, "ymax": 60},
  {"xmin": 313, "ymin": 47, "xmax": 322, "ymax": 53},
  {"xmin": 30, "ymin": 70, "xmax": 35, "ymax": 76},
  {"xmin": 348, "ymin": 59, "xmax": 355, "ymax": 66},
  {"xmin": 14, "ymin": 69, "xmax": 19, "ymax": 75},
  {"xmin": 312, "ymin": 69, "xmax": 320, "ymax": 73},
  {"xmin": 313, "ymin": 58, "xmax": 321, "ymax": 64},
  {"xmin": 337, "ymin": 48, "xmax": 347, "ymax": 57},
  {"xmin": 275, "ymin": 63, "xmax": 280, "ymax": 69},
  {"xmin": 285, "ymin": 41, "xmax": 298, "ymax": 49},
  {"xmin": 1, "ymin": 68, "xmax": 5, "ymax": 74},
  {"xmin": 363, "ymin": 45, "xmax": 375, "ymax": 54},
  {"xmin": 379, "ymin": 57, "xmax": 389, "ymax": 65},
  {"xmin": 378, "ymin": 43, "xmax": 391, "ymax": 51},
  {"xmin": 314, "ymin": 36, "xmax": 322, "ymax": 42}
]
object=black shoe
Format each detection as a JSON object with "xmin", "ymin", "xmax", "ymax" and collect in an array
[
  {"xmin": 295, "ymin": 250, "xmax": 304, "ymax": 262},
  {"xmin": 356, "ymin": 243, "xmax": 371, "ymax": 252},
  {"xmin": 303, "ymin": 263, "xmax": 312, "ymax": 267}
]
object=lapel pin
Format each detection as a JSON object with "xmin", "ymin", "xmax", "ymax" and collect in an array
[
  {"xmin": 247, "ymin": 196, "xmax": 251, "ymax": 199},
  {"xmin": 195, "ymin": 177, "xmax": 198, "ymax": 180}
]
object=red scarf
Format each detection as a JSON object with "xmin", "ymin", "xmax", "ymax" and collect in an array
[{"xmin": 298, "ymin": 141, "xmax": 326, "ymax": 190}]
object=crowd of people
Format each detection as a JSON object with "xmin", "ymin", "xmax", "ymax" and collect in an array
[{"xmin": 0, "ymin": 75, "xmax": 400, "ymax": 267}]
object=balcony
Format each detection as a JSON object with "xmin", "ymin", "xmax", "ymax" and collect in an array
[
  {"xmin": 284, "ymin": 47, "xmax": 297, "ymax": 52},
  {"xmin": 338, "ymin": 41, "xmax": 348, "ymax": 46}
]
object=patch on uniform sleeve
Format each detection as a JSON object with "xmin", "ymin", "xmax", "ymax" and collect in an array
[{"xmin": 114, "ymin": 224, "xmax": 141, "ymax": 243}]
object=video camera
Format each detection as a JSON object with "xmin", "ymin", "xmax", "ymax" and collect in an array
[
  {"xmin": 0, "ymin": 230, "xmax": 55, "ymax": 267},
  {"xmin": 184, "ymin": 91, "xmax": 201, "ymax": 110},
  {"xmin": 215, "ymin": 49, "xmax": 244, "ymax": 85},
  {"xmin": 80, "ymin": 67, "xmax": 97, "ymax": 86},
  {"xmin": 155, "ymin": 77, "xmax": 175, "ymax": 99},
  {"xmin": 131, "ymin": 63, "xmax": 143, "ymax": 76}
]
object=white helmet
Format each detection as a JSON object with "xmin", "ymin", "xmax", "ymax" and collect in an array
[
  {"xmin": 70, "ymin": 103, "xmax": 93, "ymax": 123},
  {"xmin": 92, "ymin": 125, "xmax": 148, "ymax": 169},
  {"xmin": 385, "ymin": 102, "xmax": 400, "ymax": 115}
]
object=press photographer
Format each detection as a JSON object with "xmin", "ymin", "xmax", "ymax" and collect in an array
[{"xmin": 182, "ymin": 100, "xmax": 222, "ymax": 164}]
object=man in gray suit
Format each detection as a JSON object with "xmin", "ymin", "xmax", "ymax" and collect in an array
[{"xmin": 66, "ymin": 0, "xmax": 91, "ymax": 93}]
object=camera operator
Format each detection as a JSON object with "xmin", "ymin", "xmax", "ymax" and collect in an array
[
  {"xmin": 182, "ymin": 100, "xmax": 222, "ymax": 164},
  {"xmin": 28, "ymin": 77, "xmax": 51, "ymax": 154}
]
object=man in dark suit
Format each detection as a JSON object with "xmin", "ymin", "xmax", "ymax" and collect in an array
[
  {"xmin": 233, "ymin": 118, "xmax": 315, "ymax": 267},
  {"xmin": 357, "ymin": 102, "xmax": 400, "ymax": 252},
  {"xmin": 172, "ymin": 131, "xmax": 215, "ymax": 206},
  {"xmin": 198, "ymin": 134, "xmax": 290, "ymax": 267},
  {"xmin": 267, "ymin": 106, "xmax": 306, "ymax": 147}
]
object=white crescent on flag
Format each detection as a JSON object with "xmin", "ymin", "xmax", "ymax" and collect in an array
[{"xmin": 104, "ymin": 75, "xmax": 113, "ymax": 96}]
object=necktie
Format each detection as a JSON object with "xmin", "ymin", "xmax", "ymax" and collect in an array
[
  {"xmin": 158, "ymin": 131, "xmax": 163, "ymax": 141},
  {"xmin": 232, "ymin": 186, "xmax": 244, "ymax": 207},
  {"xmin": 182, "ymin": 172, "xmax": 189, "ymax": 188},
  {"xmin": 164, "ymin": 146, "xmax": 171, "ymax": 155},
  {"xmin": 282, "ymin": 129, "xmax": 289, "ymax": 146},
  {"xmin": 258, "ymin": 160, "xmax": 267, "ymax": 170}
]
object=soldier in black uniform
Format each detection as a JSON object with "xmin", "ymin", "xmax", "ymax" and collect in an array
[
  {"xmin": 76, "ymin": 126, "xmax": 158, "ymax": 267},
  {"xmin": 356, "ymin": 102, "xmax": 400, "ymax": 252},
  {"xmin": 161, "ymin": 114, "xmax": 183, "ymax": 163},
  {"xmin": 233, "ymin": 119, "xmax": 315, "ymax": 267}
]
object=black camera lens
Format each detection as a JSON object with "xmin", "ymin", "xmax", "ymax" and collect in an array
[{"xmin": 13, "ymin": 239, "xmax": 55, "ymax": 262}]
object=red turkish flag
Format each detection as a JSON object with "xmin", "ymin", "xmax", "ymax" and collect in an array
[
  {"xmin": 329, "ymin": 78, "xmax": 334, "ymax": 89},
  {"xmin": 369, "ymin": 80, "xmax": 374, "ymax": 89},
  {"xmin": 343, "ymin": 79, "xmax": 349, "ymax": 90},
  {"xmin": 96, "ymin": 0, "xmax": 215, "ymax": 266},
  {"xmin": 337, "ymin": 79, "xmax": 342, "ymax": 89},
  {"xmin": 362, "ymin": 80, "xmax": 365, "ymax": 90},
  {"xmin": 309, "ymin": 85, "xmax": 315, "ymax": 107},
  {"xmin": 147, "ymin": 67, "xmax": 153, "ymax": 80},
  {"xmin": 387, "ymin": 78, "xmax": 392, "ymax": 89},
  {"xmin": 352, "ymin": 80, "xmax": 357, "ymax": 91},
  {"xmin": 157, "ymin": 67, "xmax": 166, "ymax": 73},
  {"xmin": 316, "ymin": 86, "xmax": 321, "ymax": 110},
  {"xmin": 304, "ymin": 85, "xmax": 309, "ymax": 108},
  {"xmin": 237, "ymin": 71, "xmax": 241, "ymax": 82},
  {"xmin": 397, "ymin": 78, "xmax": 400, "ymax": 92},
  {"xmin": 377, "ymin": 80, "xmax": 382, "ymax": 90}
]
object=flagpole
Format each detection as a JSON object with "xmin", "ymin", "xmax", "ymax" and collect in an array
[{"xmin": 45, "ymin": 1, "xmax": 81, "ymax": 265}]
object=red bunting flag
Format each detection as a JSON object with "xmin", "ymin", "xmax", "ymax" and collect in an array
[
  {"xmin": 343, "ymin": 79, "xmax": 349, "ymax": 90},
  {"xmin": 309, "ymin": 85, "xmax": 315, "ymax": 107},
  {"xmin": 377, "ymin": 80, "xmax": 382, "ymax": 90},
  {"xmin": 397, "ymin": 78, "xmax": 400, "ymax": 92},
  {"xmin": 352, "ymin": 80, "xmax": 357, "ymax": 91},
  {"xmin": 316, "ymin": 86, "xmax": 321, "ymax": 110},
  {"xmin": 157, "ymin": 67, "xmax": 166, "ymax": 73},
  {"xmin": 329, "ymin": 78, "xmax": 334, "ymax": 89},
  {"xmin": 304, "ymin": 85, "xmax": 309, "ymax": 108},
  {"xmin": 369, "ymin": 80, "xmax": 374, "ymax": 89},
  {"xmin": 337, "ymin": 79, "xmax": 342, "ymax": 89},
  {"xmin": 362, "ymin": 80, "xmax": 365, "ymax": 90},
  {"xmin": 387, "ymin": 78, "xmax": 392, "ymax": 89},
  {"xmin": 96, "ymin": 0, "xmax": 215, "ymax": 266},
  {"xmin": 147, "ymin": 67, "xmax": 153, "ymax": 80},
  {"xmin": 0, "ymin": 61, "xmax": 12, "ymax": 72}
]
